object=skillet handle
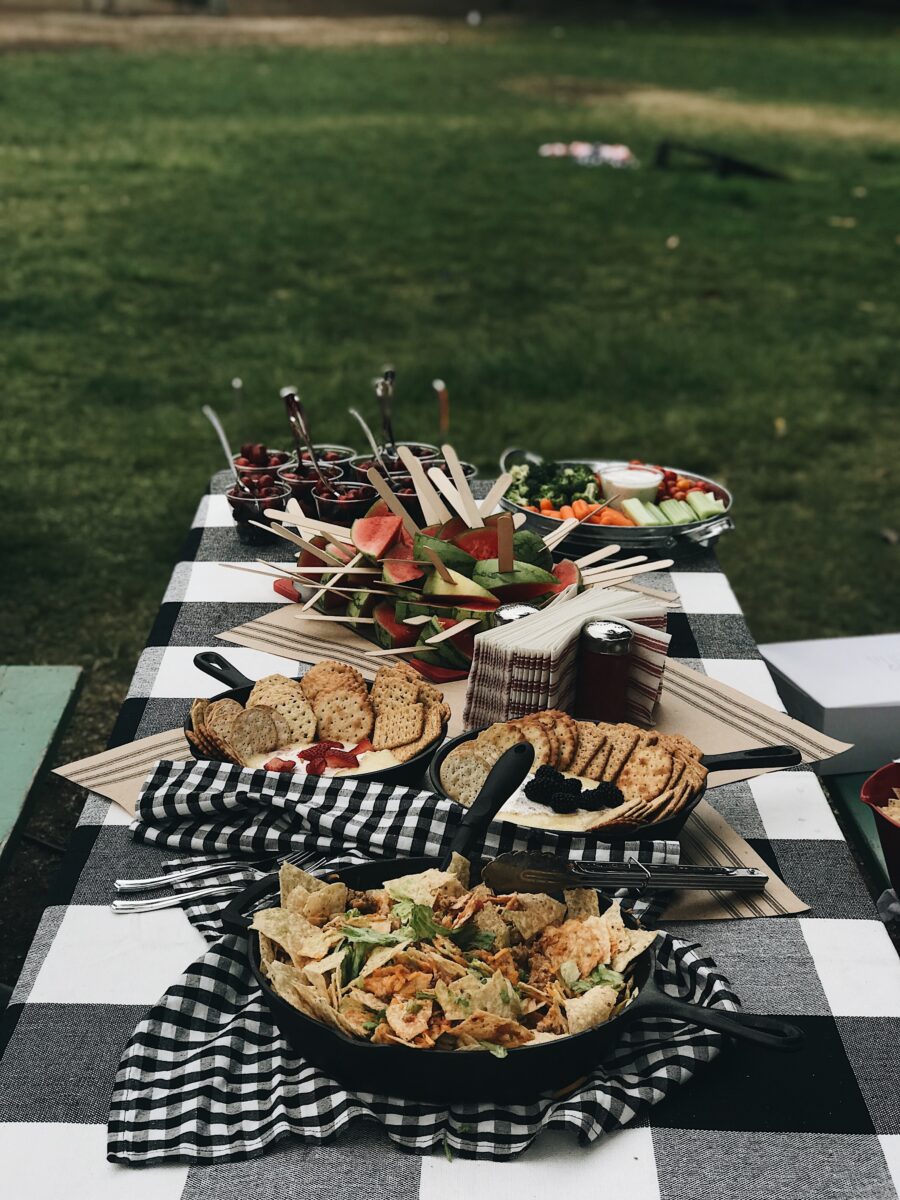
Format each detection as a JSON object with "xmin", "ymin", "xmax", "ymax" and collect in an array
[
  {"xmin": 193, "ymin": 651, "xmax": 255, "ymax": 691},
  {"xmin": 635, "ymin": 993, "xmax": 803, "ymax": 1051},
  {"xmin": 220, "ymin": 873, "xmax": 277, "ymax": 937},
  {"xmin": 700, "ymin": 745, "xmax": 801, "ymax": 774}
]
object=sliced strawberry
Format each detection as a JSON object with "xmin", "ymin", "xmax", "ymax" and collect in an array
[
  {"xmin": 297, "ymin": 740, "xmax": 343, "ymax": 761},
  {"xmin": 273, "ymin": 578, "xmax": 301, "ymax": 602},
  {"xmin": 305, "ymin": 757, "xmax": 327, "ymax": 775},
  {"xmin": 263, "ymin": 757, "xmax": 296, "ymax": 773},
  {"xmin": 324, "ymin": 749, "xmax": 360, "ymax": 769},
  {"xmin": 349, "ymin": 737, "xmax": 374, "ymax": 755}
]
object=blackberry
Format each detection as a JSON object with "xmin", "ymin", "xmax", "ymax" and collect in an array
[
  {"xmin": 524, "ymin": 765, "xmax": 567, "ymax": 805},
  {"xmin": 580, "ymin": 781, "xmax": 625, "ymax": 811},
  {"xmin": 548, "ymin": 791, "xmax": 582, "ymax": 815}
]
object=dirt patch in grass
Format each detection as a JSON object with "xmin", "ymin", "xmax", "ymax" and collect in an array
[
  {"xmin": 0, "ymin": 12, "xmax": 475, "ymax": 52},
  {"xmin": 509, "ymin": 74, "xmax": 900, "ymax": 143}
]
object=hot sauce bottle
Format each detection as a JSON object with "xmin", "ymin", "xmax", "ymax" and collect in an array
[{"xmin": 574, "ymin": 620, "xmax": 634, "ymax": 722}]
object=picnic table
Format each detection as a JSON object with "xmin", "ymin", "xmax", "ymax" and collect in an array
[{"xmin": 2, "ymin": 471, "xmax": 899, "ymax": 1200}]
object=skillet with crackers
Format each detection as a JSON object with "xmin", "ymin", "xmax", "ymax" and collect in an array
[
  {"xmin": 186, "ymin": 652, "xmax": 449, "ymax": 786},
  {"xmin": 429, "ymin": 711, "xmax": 800, "ymax": 841}
]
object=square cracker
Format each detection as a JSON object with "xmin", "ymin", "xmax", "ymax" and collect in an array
[
  {"xmin": 373, "ymin": 701, "xmax": 425, "ymax": 750},
  {"xmin": 616, "ymin": 742, "xmax": 675, "ymax": 802},
  {"xmin": 572, "ymin": 722, "xmax": 605, "ymax": 776},
  {"xmin": 599, "ymin": 726, "xmax": 641, "ymax": 783},
  {"xmin": 371, "ymin": 667, "xmax": 420, "ymax": 712},
  {"xmin": 392, "ymin": 702, "xmax": 445, "ymax": 763},
  {"xmin": 300, "ymin": 660, "xmax": 367, "ymax": 703},
  {"xmin": 312, "ymin": 687, "xmax": 374, "ymax": 743}
]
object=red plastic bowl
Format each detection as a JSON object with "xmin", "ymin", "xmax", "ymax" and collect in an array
[{"xmin": 860, "ymin": 762, "xmax": 900, "ymax": 893}]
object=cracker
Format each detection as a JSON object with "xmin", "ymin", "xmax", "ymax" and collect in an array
[
  {"xmin": 599, "ymin": 726, "xmax": 641, "ymax": 782},
  {"xmin": 246, "ymin": 677, "xmax": 317, "ymax": 743},
  {"xmin": 439, "ymin": 744, "xmax": 492, "ymax": 806},
  {"xmin": 190, "ymin": 697, "xmax": 209, "ymax": 733},
  {"xmin": 477, "ymin": 722, "xmax": 526, "ymax": 757},
  {"xmin": 392, "ymin": 701, "xmax": 445, "ymax": 763},
  {"xmin": 545, "ymin": 710, "xmax": 578, "ymax": 771},
  {"xmin": 205, "ymin": 698, "xmax": 243, "ymax": 745},
  {"xmin": 583, "ymin": 732, "xmax": 614, "ymax": 781},
  {"xmin": 660, "ymin": 732, "xmax": 703, "ymax": 761},
  {"xmin": 371, "ymin": 666, "xmax": 420, "ymax": 712},
  {"xmin": 373, "ymin": 701, "xmax": 425, "ymax": 750},
  {"xmin": 230, "ymin": 706, "xmax": 280, "ymax": 761},
  {"xmin": 513, "ymin": 718, "xmax": 555, "ymax": 768},
  {"xmin": 312, "ymin": 686, "xmax": 375, "ymax": 743},
  {"xmin": 616, "ymin": 741, "xmax": 674, "ymax": 802},
  {"xmin": 300, "ymin": 660, "xmax": 367, "ymax": 703},
  {"xmin": 572, "ymin": 722, "xmax": 605, "ymax": 776}
]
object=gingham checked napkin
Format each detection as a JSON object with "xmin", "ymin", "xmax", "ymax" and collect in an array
[{"xmin": 130, "ymin": 758, "xmax": 681, "ymax": 931}]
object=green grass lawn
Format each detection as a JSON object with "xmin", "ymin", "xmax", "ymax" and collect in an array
[{"xmin": 3, "ymin": 12, "xmax": 900, "ymax": 753}]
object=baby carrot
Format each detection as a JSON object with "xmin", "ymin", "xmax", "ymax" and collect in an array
[
  {"xmin": 572, "ymin": 499, "xmax": 589, "ymax": 520},
  {"xmin": 539, "ymin": 497, "xmax": 553, "ymax": 511},
  {"xmin": 559, "ymin": 505, "xmax": 575, "ymax": 520}
]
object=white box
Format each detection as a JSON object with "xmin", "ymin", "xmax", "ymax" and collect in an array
[{"xmin": 760, "ymin": 633, "xmax": 900, "ymax": 775}]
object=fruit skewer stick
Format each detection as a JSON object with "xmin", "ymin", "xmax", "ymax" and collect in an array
[
  {"xmin": 300, "ymin": 551, "xmax": 365, "ymax": 612},
  {"xmin": 264, "ymin": 509, "xmax": 356, "ymax": 543},
  {"xmin": 426, "ymin": 467, "xmax": 476, "ymax": 527},
  {"xmin": 478, "ymin": 473, "xmax": 513, "ymax": 517},
  {"xmin": 574, "ymin": 544, "xmax": 622, "ymax": 569},
  {"xmin": 543, "ymin": 516, "xmax": 579, "ymax": 551},
  {"xmin": 219, "ymin": 561, "xmax": 394, "ymax": 599},
  {"xmin": 581, "ymin": 554, "xmax": 649, "ymax": 577},
  {"xmin": 363, "ymin": 616, "xmax": 480, "ymax": 657},
  {"xmin": 497, "ymin": 512, "xmax": 515, "ymax": 573},
  {"xmin": 249, "ymin": 519, "xmax": 344, "ymax": 563},
  {"xmin": 348, "ymin": 407, "xmax": 390, "ymax": 475},
  {"xmin": 441, "ymin": 444, "xmax": 484, "ymax": 528},
  {"xmin": 423, "ymin": 546, "xmax": 454, "ymax": 584},
  {"xmin": 584, "ymin": 559, "xmax": 674, "ymax": 588},
  {"xmin": 396, "ymin": 445, "xmax": 452, "ymax": 526},
  {"xmin": 202, "ymin": 405, "xmax": 254, "ymax": 496},
  {"xmin": 365, "ymin": 467, "xmax": 420, "ymax": 538},
  {"xmin": 293, "ymin": 613, "xmax": 377, "ymax": 623}
]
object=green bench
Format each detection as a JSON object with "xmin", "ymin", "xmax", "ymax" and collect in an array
[
  {"xmin": 823, "ymin": 771, "xmax": 890, "ymax": 895},
  {"xmin": 0, "ymin": 665, "xmax": 82, "ymax": 870}
]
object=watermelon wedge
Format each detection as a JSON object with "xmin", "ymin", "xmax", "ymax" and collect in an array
[
  {"xmin": 382, "ymin": 543, "xmax": 425, "ymax": 586},
  {"xmin": 438, "ymin": 513, "xmax": 504, "ymax": 542},
  {"xmin": 549, "ymin": 559, "xmax": 584, "ymax": 593},
  {"xmin": 273, "ymin": 578, "xmax": 300, "ymax": 602},
  {"xmin": 408, "ymin": 657, "xmax": 469, "ymax": 684},
  {"xmin": 352, "ymin": 514, "xmax": 403, "ymax": 560},
  {"xmin": 373, "ymin": 602, "xmax": 418, "ymax": 649},
  {"xmin": 452, "ymin": 527, "xmax": 498, "ymax": 560}
]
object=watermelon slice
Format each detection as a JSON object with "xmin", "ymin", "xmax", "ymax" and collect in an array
[
  {"xmin": 352, "ymin": 514, "xmax": 403, "ymax": 560},
  {"xmin": 437, "ymin": 513, "xmax": 504, "ymax": 542},
  {"xmin": 364, "ymin": 498, "xmax": 392, "ymax": 519},
  {"xmin": 491, "ymin": 581, "xmax": 559, "ymax": 603},
  {"xmin": 453, "ymin": 527, "xmax": 498, "ymax": 560},
  {"xmin": 382, "ymin": 543, "xmax": 425, "ymax": 586},
  {"xmin": 273, "ymin": 578, "xmax": 300, "ymax": 602},
  {"xmin": 373, "ymin": 602, "xmax": 418, "ymax": 649},
  {"xmin": 549, "ymin": 559, "xmax": 584, "ymax": 593},
  {"xmin": 408, "ymin": 657, "xmax": 469, "ymax": 684}
]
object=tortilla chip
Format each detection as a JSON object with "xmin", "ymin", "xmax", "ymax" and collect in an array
[
  {"xmin": 564, "ymin": 985, "xmax": 619, "ymax": 1034},
  {"xmin": 611, "ymin": 928, "xmax": 657, "ymax": 973},
  {"xmin": 507, "ymin": 893, "xmax": 566, "ymax": 941},
  {"xmin": 279, "ymin": 860, "xmax": 326, "ymax": 906},
  {"xmin": 564, "ymin": 888, "xmax": 600, "ymax": 920},
  {"xmin": 384, "ymin": 867, "xmax": 460, "ymax": 906},
  {"xmin": 446, "ymin": 851, "xmax": 471, "ymax": 888},
  {"xmin": 293, "ymin": 881, "xmax": 348, "ymax": 923},
  {"xmin": 258, "ymin": 931, "xmax": 277, "ymax": 978},
  {"xmin": 302, "ymin": 946, "xmax": 346, "ymax": 980},
  {"xmin": 449, "ymin": 1011, "xmax": 534, "ymax": 1048},
  {"xmin": 355, "ymin": 939, "xmax": 413, "ymax": 980},
  {"xmin": 472, "ymin": 903, "xmax": 510, "ymax": 949}
]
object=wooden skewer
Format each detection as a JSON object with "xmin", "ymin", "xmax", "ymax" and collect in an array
[
  {"xmin": 402, "ymin": 614, "xmax": 432, "ymax": 626},
  {"xmin": 478, "ymin": 473, "xmax": 512, "ymax": 516},
  {"xmin": 269, "ymin": 564, "xmax": 379, "ymax": 575},
  {"xmin": 424, "ymin": 617, "xmax": 478, "ymax": 644},
  {"xmin": 294, "ymin": 613, "xmax": 376, "ymax": 623},
  {"xmin": 427, "ymin": 467, "xmax": 470, "ymax": 524},
  {"xmin": 301, "ymin": 551, "xmax": 364, "ymax": 611},
  {"xmin": 543, "ymin": 516, "xmax": 579, "ymax": 549},
  {"xmin": 574, "ymin": 544, "xmax": 621, "ymax": 569},
  {"xmin": 364, "ymin": 645, "xmax": 424, "ymax": 657},
  {"xmin": 264, "ymin": 509, "xmax": 355, "ymax": 542},
  {"xmin": 497, "ymin": 512, "xmax": 514, "ymax": 573},
  {"xmin": 424, "ymin": 546, "xmax": 454, "ymax": 584},
  {"xmin": 441, "ymin": 445, "xmax": 483, "ymax": 528},
  {"xmin": 584, "ymin": 559, "xmax": 674, "ymax": 588},
  {"xmin": 366, "ymin": 468, "xmax": 420, "ymax": 538},
  {"xmin": 396, "ymin": 445, "xmax": 452, "ymax": 525},
  {"xmin": 582, "ymin": 554, "xmax": 649, "ymax": 578}
]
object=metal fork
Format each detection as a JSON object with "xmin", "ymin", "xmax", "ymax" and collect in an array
[
  {"xmin": 114, "ymin": 848, "xmax": 320, "ymax": 893},
  {"xmin": 111, "ymin": 856, "xmax": 327, "ymax": 914}
]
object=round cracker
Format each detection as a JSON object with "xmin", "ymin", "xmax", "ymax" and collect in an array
[
  {"xmin": 300, "ymin": 660, "xmax": 368, "ymax": 703},
  {"xmin": 439, "ymin": 744, "xmax": 492, "ymax": 807}
]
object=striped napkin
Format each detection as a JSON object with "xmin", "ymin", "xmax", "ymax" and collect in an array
[{"xmin": 463, "ymin": 587, "xmax": 671, "ymax": 729}]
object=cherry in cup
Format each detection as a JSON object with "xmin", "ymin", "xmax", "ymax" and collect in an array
[
  {"xmin": 226, "ymin": 479, "xmax": 291, "ymax": 544},
  {"xmin": 233, "ymin": 443, "xmax": 297, "ymax": 484},
  {"xmin": 313, "ymin": 481, "xmax": 377, "ymax": 527},
  {"xmin": 298, "ymin": 444, "xmax": 356, "ymax": 467},
  {"xmin": 277, "ymin": 462, "xmax": 343, "ymax": 515}
]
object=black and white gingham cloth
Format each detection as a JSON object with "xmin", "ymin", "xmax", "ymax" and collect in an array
[
  {"xmin": 107, "ymin": 931, "xmax": 736, "ymax": 1164},
  {"xmin": 132, "ymin": 757, "xmax": 680, "ymax": 937},
  {"xmin": 3, "ymin": 470, "xmax": 900, "ymax": 1199}
]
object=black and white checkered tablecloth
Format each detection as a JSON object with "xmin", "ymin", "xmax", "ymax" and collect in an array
[{"xmin": 2, "ymin": 471, "xmax": 899, "ymax": 1200}]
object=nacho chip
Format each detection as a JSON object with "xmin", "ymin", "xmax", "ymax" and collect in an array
[
  {"xmin": 280, "ymin": 860, "xmax": 326, "ymax": 905},
  {"xmin": 449, "ymin": 1011, "xmax": 534, "ymax": 1048},
  {"xmin": 506, "ymin": 893, "xmax": 566, "ymax": 941},
  {"xmin": 384, "ymin": 867, "xmax": 460, "ymax": 907},
  {"xmin": 611, "ymin": 928, "xmax": 657, "ymax": 974},
  {"xmin": 563, "ymin": 888, "xmax": 600, "ymax": 920},
  {"xmin": 564, "ymin": 985, "xmax": 619, "ymax": 1034}
]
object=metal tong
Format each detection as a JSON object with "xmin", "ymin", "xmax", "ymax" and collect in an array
[{"xmin": 482, "ymin": 851, "xmax": 768, "ymax": 895}]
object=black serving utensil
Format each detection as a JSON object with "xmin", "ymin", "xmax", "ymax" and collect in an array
[
  {"xmin": 374, "ymin": 368, "xmax": 397, "ymax": 454},
  {"xmin": 439, "ymin": 742, "xmax": 535, "ymax": 868},
  {"xmin": 482, "ymin": 850, "xmax": 768, "ymax": 894}
]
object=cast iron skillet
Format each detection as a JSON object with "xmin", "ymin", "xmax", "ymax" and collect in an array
[
  {"xmin": 186, "ymin": 651, "xmax": 446, "ymax": 787},
  {"xmin": 221, "ymin": 744, "xmax": 802, "ymax": 1104},
  {"xmin": 427, "ymin": 728, "xmax": 802, "ymax": 843}
]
